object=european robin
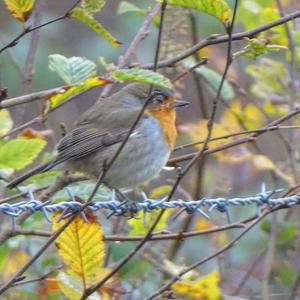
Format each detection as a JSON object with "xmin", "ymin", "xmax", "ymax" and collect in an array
[{"xmin": 7, "ymin": 83, "xmax": 188, "ymax": 189}]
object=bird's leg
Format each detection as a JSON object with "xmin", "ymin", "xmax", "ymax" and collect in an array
[{"xmin": 174, "ymin": 163, "xmax": 182, "ymax": 178}]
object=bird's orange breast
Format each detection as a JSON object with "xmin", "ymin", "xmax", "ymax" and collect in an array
[{"xmin": 146, "ymin": 107, "xmax": 177, "ymax": 149}]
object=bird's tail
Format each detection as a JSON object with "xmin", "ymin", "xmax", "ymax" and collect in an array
[{"xmin": 6, "ymin": 161, "xmax": 54, "ymax": 189}]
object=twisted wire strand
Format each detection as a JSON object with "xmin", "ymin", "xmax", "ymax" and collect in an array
[{"xmin": 0, "ymin": 187, "xmax": 297, "ymax": 223}]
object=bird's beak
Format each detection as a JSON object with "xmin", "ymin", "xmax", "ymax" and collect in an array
[{"xmin": 172, "ymin": 100, "xmax": 189, "ymax": 109}]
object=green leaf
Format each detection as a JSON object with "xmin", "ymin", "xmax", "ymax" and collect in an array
[
  {"xmin": 0, "ymin": 109, "xmax": 13, "ymax": 136},
  {"xmin": 233, "ymin": 38, "xmax": 287, "ymax": 60},
  {"xmin": 117, "ymin": 1, "xmax": 160, "ymax": 25},
  {"xmin": 276, "ymin": 265, "xmax": 296, "ymax": 285},
  {"xmin": 81, "ymin": 0, "xmax": 106, "ymax": 14},
  {"xmin": 0, "ymin": 138, "xmax": 46, "ymax": 170},
  {"xmin": 163, "ymin": 0, "xmax": 232, "ymax": 26},
  {"xmin": 117, "ymin": 1, "xmax": 144, "ymax": 15},
  {"xmin": 277, "ymin": 224, "xmax": 297, "ymax": 249},
  {"xmin": 48, "ymin": 54, "xmax": 97, "ymax": 85},
  {"xmin": 246, "ymin": 58, "xmax": 288, "ymax": 101},
  {"xmin": 111, "ymin": 68, "xmax": 173, "ymax": 89},
  {"xmin": 49, "ymin": 76, "xmax": 111, "ymax": 107},
  {"xmin": 236, "ymin": 1, "xmax": 286, "ymax": 46},
  {"xmin": 71, "ymin": 7, "xmax": 121, "ymax": 48},
  {"xmin": 128, "ymin": 210, "xmax": 171, "ymax": 235},
  {"xmin": 183, "ymin": 58, "xmax": 235, "ymax": 101}
]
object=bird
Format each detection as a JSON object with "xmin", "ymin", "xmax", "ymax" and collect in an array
[{"xmin": 7, "ymin": 83, "xmax": 188, "ymax": 190}]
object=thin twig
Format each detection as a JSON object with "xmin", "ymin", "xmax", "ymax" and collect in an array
[
  {"xmin": 13, "ymin": 222, "xmax": 245, "ymax": 241},
  {"xmin": 0, "ymin": 0, "xmax": 81, "ymax": 55},
  {"xmin": 170, "ymin": 106, "xmax": 300, "ymax": 164},
  {"xmin": 141, "ymin": 10, "xmax": 300, "ymax": 69},
  {"xmin": 0, "ymin": 1, "xmax": 167, "ymax": 296},
  {"xmin": 275, "ymin": 0, "xmax": 299, "ymax": 183},
  {"xmin": 99, "ymin": 3, "xmax": 161, "ymax": 98},
  {"xmin": 81, "ymin": 2, "xmax": 168, "ymax": 298},
  {"xmin": 146, "ymin": 209, "xmax": 270, "ymax": 299},
  {"xmin": 174, "ymin": 125, "xmax": 300, "ymax": 152}
]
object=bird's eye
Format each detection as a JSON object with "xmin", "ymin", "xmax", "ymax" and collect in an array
[{"xmin": 150, "ymin": 93, "xmax": 165, "ymax": 104}]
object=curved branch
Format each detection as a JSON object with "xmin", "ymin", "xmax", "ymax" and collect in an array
[{"xmin": 141, "ymin": 10, "xmax": 300, "ymax": 69}]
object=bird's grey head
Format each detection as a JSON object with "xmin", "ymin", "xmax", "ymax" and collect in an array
[{"xmin": 119, "ymin": 83, "xmax": 175, "ymax": 108}]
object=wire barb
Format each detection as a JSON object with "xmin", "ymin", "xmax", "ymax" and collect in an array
[{"xmin": 0, "ymin": 187, "xmax": 295, "ymax": 226}]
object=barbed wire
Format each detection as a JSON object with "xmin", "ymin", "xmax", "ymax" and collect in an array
[{"xmin": 1, "ymin": 185, "xmax": 299, "ymax": 228}]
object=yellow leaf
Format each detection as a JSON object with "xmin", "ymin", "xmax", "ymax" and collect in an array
[
  {"xmin": 57, "ymin": 269, "xmax": 124, "ymax": 300},
  {"xmin": 218, "ymin": 146, "xmax": 252, "ymax": 164},
  {"xmin": 252, "ymin": 154, "xmax": 295, "ymax": 186},
  {"xmin": 263, "ymin": 101, "xmax": 289, "ymax": 117},
  {"xmin": 0, "ymin": 109, "xmax": 13, "ymax": 136},
  {"xmin": 221, "ymin": 100, "xmax": 265, "ymax": 131},
  {"xmin": 93, "ymin": 269, "xmax": 125, "ymax": 300},
  {"xmin": 252, "ymin": 154, "xmax": 276, "ymax": 172},
  {"xmin": 49, "ymin": 76, "xmax": 111, "ymax": 107},
  {"xmin": 149, "ymin": 185, "xmax": 172, "ymax": 198},
  {"xmin": 128, "ymin": 209, "xmax": 171, "ymax": 235},
  {"xmin": 52, "ymin": 213, "xmax": 105, "ymax": 286},
  {"xmin": 164, "ymin": 260, "xmax": 198, "ymax": 280},
  {"xmin": 71, "ymin": 7, "xmax": 121, "ymax": 48},
  {"xmin": 2, "ymin": 250, "xmax": 29, "ymax": 279},
  {"xmin": 194, "ymin": 218, "xmax": 214, "ymax": 231},
  {"xmin": 215, "ymin": 231, "xmax": 228, "ymax": 248},
  {"xmin": 172, "ymin": 270, "xmax": 221, "ymax": 300},
  {"xmin": 193, "ymin": 219, "xmax": 228, "ymax": 248},
  {"xmin": 184, "ymin": 120, "xmax": 230, "ymax": 150},
  {"xmin": 4, "ymin": 0, "xmax": 35, "ymax": 22},
  {"xmin": 57, "ymin": 271, "xmax": 87, "ymax": 300}
]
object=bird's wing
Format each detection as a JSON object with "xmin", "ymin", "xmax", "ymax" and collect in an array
[
  {"xmin": 52, "ymin": 126, "xmax": 129, "ymax": 166},
  {"xmin": 52, "ymin": 107, "xmax": 147, "ymax": 167}
]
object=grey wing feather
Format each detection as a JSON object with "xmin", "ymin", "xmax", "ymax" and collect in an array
[{"xmin": 52, "ymin": 126, "xmax": 128, "ymax": 166}]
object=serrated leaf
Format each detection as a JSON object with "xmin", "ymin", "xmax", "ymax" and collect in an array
[
  {"xmin": 52, "ymin": 213, "xmax": 105, "ymax": 285},
  {"xmin": 2, "ymin": 250, "xmax": 29, "ymax": 279},
  {"xmin": 149, "ymin": 185, "xmax": 172, "ymax": 198},
  {"xmin": 246, "ymin": 58, "xmax": 289, "ymax": 101},
  {"xmin": 82, "ymin": 0, "xmax": 106, "ymax": 14},
  {"xmin": 172, "ymin": 270, "xmax": 221, "ymax": 299},
  {"xmin": 117, "ymin": 1, "xmax": 144, "ymax": 15},
  {"xmin": 57, "ymin": 269, "xmax": 123, "ymax": 300},
  {"xmin": 183, "ymin": 120, "xmax": 230, "ymax": 152},
  {"xmin": 0, "ymin": 138, "xmax": 46, "ymax": 170},
  {"xmin": 236, "ymin": 2, "xmax": 287, "ymax": 46},
  {"xmin": 117, "ymin": 1, "xmax": 160, "ymax": 25},
  {"xmin": 72, "ymin": 8, "xmax": 121, "ymax": 48},
  {"xmin": 0, "ymin": 109, "xmax": 13, "ymax": 136},
  {"xmin": 220, "ymin": 100, "xmax": 265, "ymax": 130},
  {"xmin": 48, "ymin": 54, "xmax": 97, "ymax": 85},
  {"xmin": 48, "ymin": 76, "xmax": 111, "ymax": 108},
  {"xmin": 277, "ymin": 224, "xmax": 297, "ymax": 249},
  {"xmin": 57, "ymin": 271, "xmax": 90, "ymax": 300},
  {"xmin": 4, "ymin": 0, "xmax": 35, "ymax": 22},
  {"xmin": 111, "ymin": 68, "xmax": 173, "ymax": 89},
  {"xmin": 163, "ymin": 0, "xmax": 232, "ymax": 26},
  {"xmin": 128, "ymin": 210, "xmax": 171, "ymax": 235},
  {"xmin": 183, "ymin": 58, "xmax": 234, "ymax": 101},
  {"xmin": 233, "ymin": 38, "xmax": 287, "ymax": 60}
]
